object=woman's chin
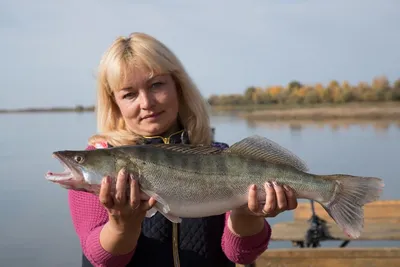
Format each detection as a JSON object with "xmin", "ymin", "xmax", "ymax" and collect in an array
[
  {"xmin": 136, "ymin": 117, "xmax": 179, "ymax": 137},
  {"xmin": 140, "ymin": 123, "xmax": 170, "ymax": 137}
]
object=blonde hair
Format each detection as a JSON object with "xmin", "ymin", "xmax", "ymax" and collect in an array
[{"xmin": 88, "ymin": 32, "xmax": 212, "ymax": 147}]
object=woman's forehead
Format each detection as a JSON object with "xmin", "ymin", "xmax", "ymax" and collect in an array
[{"xmin": 116, "ymin": 68, "xmax": 167, "ymax": 91}]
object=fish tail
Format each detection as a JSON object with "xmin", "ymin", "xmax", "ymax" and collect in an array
[{"xmin": 319, "ymin": 174, "xmax": 384, "ymax": 239}]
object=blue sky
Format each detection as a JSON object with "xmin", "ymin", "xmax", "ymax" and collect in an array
[{"xmin": 1, "ymin": 0, "xmax": 399, "ymax": 109}]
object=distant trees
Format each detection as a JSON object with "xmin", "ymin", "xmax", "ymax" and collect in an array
[{"xmin": 207, "ymin": 76, "xmax": 400, "ymax": 106}]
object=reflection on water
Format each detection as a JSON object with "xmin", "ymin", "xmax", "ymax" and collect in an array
[{"xmin": 245, "ymin": 119, "xmax": 400, "ymax": 135}]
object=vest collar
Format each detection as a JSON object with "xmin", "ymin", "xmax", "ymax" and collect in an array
[{"xmin": 141, "ymin": 129, "xmax": 189, "ymax": 144}]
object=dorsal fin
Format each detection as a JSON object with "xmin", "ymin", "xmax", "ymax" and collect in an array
[
  {"xmin": 140, "ymin": 143, "xmax": 225, "ymax": 155},
  {"xmin": 224, "ymin": 135, "xmax": 309, "ymax": 172}
]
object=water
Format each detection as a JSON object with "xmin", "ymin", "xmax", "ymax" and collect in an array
[{"xmin": 0, "ymin": 113, "xmax": 399, "ymax": 266}]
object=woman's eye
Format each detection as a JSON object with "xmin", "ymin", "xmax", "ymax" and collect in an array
[
  {"xmin": 151, "ymin": 82, "xmax": 163, "ymax": 89},
  {"xmin": 123, "ymin": 92, "xmax": 138, "ymax": 99}
]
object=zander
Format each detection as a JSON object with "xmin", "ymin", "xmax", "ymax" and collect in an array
[{"xmin": 45, "ymin": 135, "xmax": 384, "ymax": 239}]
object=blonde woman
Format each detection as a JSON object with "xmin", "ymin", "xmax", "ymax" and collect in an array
[{"xmin": 68, "ymin": 32, "xmax": 298, "ymax": 267}]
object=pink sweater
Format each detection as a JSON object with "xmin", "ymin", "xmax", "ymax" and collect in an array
[{"xmin": 67, "ymin": 144, "xmax": 271, "ymax": 267}]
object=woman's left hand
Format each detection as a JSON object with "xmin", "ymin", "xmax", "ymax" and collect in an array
[
  {"xmin": 244, "ymin": 181, "xmax": 298, "ymax": 218},
  {"xmin": 227, "ymin": 181, "xmax": 298, "ymax": 237}
]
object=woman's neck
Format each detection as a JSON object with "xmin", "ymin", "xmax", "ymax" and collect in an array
[
  {"xmin": 160, "ymin": 123, "xmax": 182, "ymax": 138},
  {"xmin": 141, "ymin": 120, "xmax": 183, "ymax": 139}
]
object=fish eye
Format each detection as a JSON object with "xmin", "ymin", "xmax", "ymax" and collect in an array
[{"xmin": 74, "ymin": 155, "xmax": 85, "ymax": 163}]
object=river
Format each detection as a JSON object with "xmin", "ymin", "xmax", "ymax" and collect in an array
[{"xmin": 0, "ymin": 113, "xmax": 399, "ymax": 267}]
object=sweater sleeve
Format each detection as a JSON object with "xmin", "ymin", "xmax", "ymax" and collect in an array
[
  {"xmin": 221, "ymin": 211, "xmax": 271, "ymax": 265},
  {"xmin": 67, "ymin": 144, "xmax": 136, "ymax": 267}
]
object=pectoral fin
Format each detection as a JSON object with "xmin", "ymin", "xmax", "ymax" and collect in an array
[
  {"xmin": 140, "ymin": 189, "xmax": 182, "ymax": 223},
  {"xmin": 141, "ymin": 189, "xmax": 171, "ymax": 213},
  {"xmin": 155, "ymin": 206, "xmax": 182, "ymax": 223},
  {"xmin": 145, "ymin": 207, "xmax": 158, "ymax": 218}
]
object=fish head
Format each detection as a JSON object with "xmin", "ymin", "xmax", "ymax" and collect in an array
[{"xmin": 45, "ymin": 149, "xmax": 116, "ymax": 193}]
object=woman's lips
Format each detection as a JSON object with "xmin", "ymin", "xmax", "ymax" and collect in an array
[{"xmin": 141, "ymin": 111, "xmax": 164, "ymax": 120}]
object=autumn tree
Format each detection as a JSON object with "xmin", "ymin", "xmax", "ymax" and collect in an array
[{"xmin": 207, "ymin": 75, "xmax": 400, "ymax": 106}]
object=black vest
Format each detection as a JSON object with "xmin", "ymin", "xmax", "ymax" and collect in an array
[{"xmin": 81, "ymin": 131, "xmax": 235, "ymax": 267}]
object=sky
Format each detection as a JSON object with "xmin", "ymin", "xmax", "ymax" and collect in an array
[{"xmin": 1, "ymin": 0, "xmax": 399, "ymax": 109}]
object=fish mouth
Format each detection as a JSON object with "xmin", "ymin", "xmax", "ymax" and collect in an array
[{"xmin": 45, "ymin": 152, "xmax": 84, "ymax": 187}]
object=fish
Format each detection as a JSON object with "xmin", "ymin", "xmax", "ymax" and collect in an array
[{"xmin": 45, "ymin": 135, "xmax": 384, "ymax": 238}]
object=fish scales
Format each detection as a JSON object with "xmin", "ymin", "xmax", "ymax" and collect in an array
[
  {"xmin": 127, "ymin": 147, "xmax": 331, "ymax": 204},
  {"xmin": 135, "ymin": 153, "xmax": 247, "ymax": 202}
]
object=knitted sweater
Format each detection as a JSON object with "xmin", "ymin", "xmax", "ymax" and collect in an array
[{"xmin": 68, "ymin": 136, "xmax": 271, "ymax": 267}]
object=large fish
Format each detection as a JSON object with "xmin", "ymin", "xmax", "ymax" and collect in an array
[{"xmin": 45, "ymin": 135, "xmax": 384, "ymax": 238}]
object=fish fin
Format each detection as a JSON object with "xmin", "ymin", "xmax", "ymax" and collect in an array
[
  {"xmin": 145, "ymin": 207, "xmax": 158, "ymax": 218},
  {"xmin": 145, "ymin": 143, "xmax": 224, "ymax": 155},
  {"xmin": 144, "ymin": 206, "xmax": 182, "ymax": 223},
  {"xmin": 224, "ymin": 135, "xmax": 309, "ymax": 172},
  {"xmin": 319, "ymin": 174, "xmax": 384, "ymax": 239},
  {"xmin": 141, "ymin": 189, "xmax": 171, "ymax": 213},
  {"xmin": 140, "ymin": 189, "xmax": 182, "ymax": 223},
  {"xmin": 157, "ymin": 208, "xmax": 182, "ymax": 223}
]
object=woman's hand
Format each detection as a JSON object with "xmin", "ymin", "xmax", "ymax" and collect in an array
[
  {"xmin": 100, "ymin": 168, "xmax": 157, "ymax": 232},
  {"xmin": 99, "ymin": 168, "xmax": 157, "ymax": 255},
  {"xmin": 228, "ymin": 181, "xmax": 297, "ymax": 237},
  {"xmin": 246, "ymin": 181, "xmax": 298, "ymax": 218}
]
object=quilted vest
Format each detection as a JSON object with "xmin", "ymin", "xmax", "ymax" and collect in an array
[{"xmin": 81, "ymin": 130, "xmax": 235, "ymax": 267}]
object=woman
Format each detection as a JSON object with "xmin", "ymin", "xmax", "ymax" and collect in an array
[{"xmin": 68, "ymin": 32, "xmax": 298, "ymax": 267}]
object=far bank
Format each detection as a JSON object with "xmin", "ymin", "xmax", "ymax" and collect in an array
[{"xmin": 210, "ymin": 102, "xmax": 400, "ymax": 121}]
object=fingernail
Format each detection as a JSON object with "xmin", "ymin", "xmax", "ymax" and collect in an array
[
  {"xmin": 120, "ymin": 168, "xmax": 126, "ymax": 175},
  {"xmin": 272, "ymin": 181, "xmax": 279, "ymax": 187},
  {"xmin": 102, "ymin": 177, "xmax": 107, "ymax": 184},
  {"xmin": 283, "ymin": 185, "xmax": 290, "ymax": 191},
  {"xmin": 265, "ymin": 182, "xmax": 272, "ymax": 188},
  {"xmin": 130, "ymin": 174, "xmax": 135, "ymax": 180},
  {"xmin": 251, "ymin": 184, "xmax": 256, "ymax": 190}
]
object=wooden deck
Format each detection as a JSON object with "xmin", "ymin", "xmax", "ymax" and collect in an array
[
  {"xmin": 239, "ymin": 200, "xmax": 400, "ymax": 267},
  {"xmin": 293, "ymin": 200, "xmax": 400, "ymax": 222},
  {"xmin": 253, "ymin": 247, "xmax": 400, "ymax": 267}
]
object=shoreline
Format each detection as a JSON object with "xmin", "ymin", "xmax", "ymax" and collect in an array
[
  {"xmin": 0, "ymin": 106, "xmax": 95, "ymax": 114},
  {"xmin": 210, "ymin": 102, "xmax": 400, "ymax": 121}
]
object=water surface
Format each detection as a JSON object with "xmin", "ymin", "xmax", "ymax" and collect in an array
[{"xmin": 0, "ymin": 113, "xmax": 399, "ymax": 266}]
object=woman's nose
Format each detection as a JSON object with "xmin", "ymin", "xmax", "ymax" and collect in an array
[{"xmin": 139, "ymin": 91, "xmax": 155, "ymax": 109}]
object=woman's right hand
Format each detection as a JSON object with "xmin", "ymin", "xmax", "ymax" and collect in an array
[{"xmin": 99, "ymin": 168, "xmax": 157, "ymax": 234}]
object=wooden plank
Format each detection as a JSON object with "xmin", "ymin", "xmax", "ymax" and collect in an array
[
  {"xmin": 253, "ymin": 247, "xmax": 400, "ymax": 267},
  {"xmin": 293, "ymin": 200, "xmax": 400, "ymax": 223},
  {"xmin": 270, "ymin": 221, "xmax": 400, "ymax": 241}
]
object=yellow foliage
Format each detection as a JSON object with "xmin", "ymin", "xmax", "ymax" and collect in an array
[
  {"xmin": 268, "ymin": 86, "xmax": 283, "ymax": 97},
  {"xmin": 315, "ymin": 83, "xmax": 325, "ymax": 98},
  {"xmin": 328, "ymin": 80, "xmax": 339, "ymax": 88},
  {"xmin": 296, "ymin": 86, "xmax": 311, "ymax": 98},
  {"xmin": 207, "ymin": 75, "xmax": 399, "ymax": 106},
  {"xmin": 341, "ymin": 81, "xmax": 351, "ymax": 90}
]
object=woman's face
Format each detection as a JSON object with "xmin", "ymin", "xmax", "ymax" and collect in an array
[{"xmin": 113, "ymin": 69, "xmax": 180, "ymax": 137}]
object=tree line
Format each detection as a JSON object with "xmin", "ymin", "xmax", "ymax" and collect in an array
[{"xmin": 207, "ymin": 76, "xmax": 400, "ymax": 106}]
